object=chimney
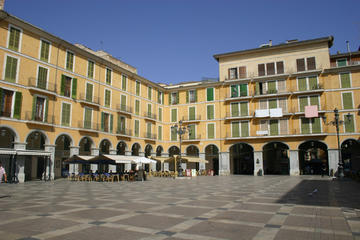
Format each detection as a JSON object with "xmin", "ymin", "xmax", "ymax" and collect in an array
[
  {"xmin": 269, "ymin": 40, "xmax": 272, "ymax": 47},
  {"xmin": 0, "ymin": 0, "xmax": 4, "ymax": 10}
]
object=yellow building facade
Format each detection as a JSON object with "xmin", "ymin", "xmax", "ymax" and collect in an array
[{"xmin": 0, "ymin": 11, "xmax": 359, "ymax": 182}]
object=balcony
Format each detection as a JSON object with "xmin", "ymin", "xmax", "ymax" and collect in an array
[
  {"xmin": 116, "ymin": 128, "xmax": 132, "ymax": 137},
  {"xmin": 182, "ymin": 134, "xmax": 201, "ymax": 142},
  {"xmin": 143, "ymin": 112, "xmax": 157, "ymax": 121},
  {"xmin": 0, "ymin": 110, "xmax": 12, "ymax": 118},
  {"xmin": 116, "ymin": 104, "xmax": 132, "ymax": 115},
  {"xmin": 292, "ymin": 106, "xmax": 326, "ymax": 116},
  {"xmin": 330, "ymin": 61, "xmax": 360, "ymax": 68},
  {"xmin": 78, "ymin": 120, "xmax": 99, "ymax": 133},
  {"xmin": 252, "ymin": 72, "xmax": 290, "ymax": 81},
  {"xmin": 224, "ymin": 92, "xmax": 253, "ymax": 102},
  {"xmin": 25, "ymin": 111, "xmax": 55, "ymax": 126},
  {"xmin": 253, "ymin": 89, "xmax": 291, "ymax": 99},
  {"xmin": 181, "ymin": 115, "xmax": 202, "ymax": 122},
  {"xmin": 78, "ymin": 93, "xmax": 100, "ymax": 107},
  {"xmin": 144, "ymin": 132, "xmax": 157, "ymax": 140},
  {"xmin": 254, "ymin": 108, "xmax": 291, "ymax": 118},
  {"xmin": 290, "ymin": 69, "xmax": 322, "ymax": 78},
  {"xmin": 225, "ymin": 112, "xmax": 253, "ymax": 120},
  {"xmin": 291, "ymin": 84, "xmax": 324, "ymax": 95},
  {"xmin": 225, "ymin": 129, "xmax": 327, "ymax": 140},
  {"xmin": 28, "ymin": 77, "xmax": 57, "ymax": 97}
]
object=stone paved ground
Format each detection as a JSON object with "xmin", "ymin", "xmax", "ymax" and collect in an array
[{"xmin": 0, "ymin": 175, "xmax": 360, "ymax": 240}]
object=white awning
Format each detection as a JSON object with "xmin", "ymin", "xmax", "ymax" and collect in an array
[
  {"xmin": 102, "ymin": 155, "xmax": 156, "ymax": 164},
  {"xmin": 78, "ymin": 155, "xmax": 94, "ymax": 161},
  {"xmin": 0, "ymin": 149, "xmax": 16, "ymax": 155},
  {"xmin": 16, "ymin": 150, "xmax": 52, "ymax": 156}
]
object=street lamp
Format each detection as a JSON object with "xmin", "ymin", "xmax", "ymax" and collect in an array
[
  {"xmin": 322, "ymin": 108, "xmax": 352, "ymax": 178},
  {"xmin": 171, "ymin": 120, "xmax": 191, "ymax": 177}
]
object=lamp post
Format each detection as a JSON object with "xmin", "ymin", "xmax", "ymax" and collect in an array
[
  {"xmin": 322, "ymin": 108, "xmax": 352, "ymax": 178},
  {"xmin": 171, "ymin": 120, "xmax": 191, "ymax": 177}
]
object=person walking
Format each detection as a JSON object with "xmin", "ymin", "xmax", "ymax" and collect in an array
[{"xmin": 0, "ymin": 162, "xmax": 7, "ymax": 183}]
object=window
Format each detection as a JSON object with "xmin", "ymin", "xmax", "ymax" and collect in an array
[
  {"xmin": 296, "ymin": 57, "xmax": 316, "ymax": 72},
  {"xmin": 228, "ymin": 68, "xmax": 238, "ymax": 79},
  {"xmin": 146, "ymin": 122, "xmax": 152, "ymax": 138},
  {"xmin": 171, "ymin": 109, "xmax": 177, "ymax": 122},
  {"xmin": 134, "ymin": 120, "xmax": 139, "ymax": 137},
  {"xmin": 104, "ymin": 89, "xmax": 111, "ymax": 107},
  {"xmin": 266, "ymin": 62, "xmax": 275, "ymax": 75},
  {"xmin": 171, "ymin": 127, "xmax": 177, "ymax": 141},
  {"xmin": 301, "ymin": 117, "xmax": 321, "ymax": 134},
  {"xmin": 32, "ymin": 96, "xmax": 47, "ymax": 122},
  {"xmin": 120, "ymin": 95, "xmax": 127, "ymax": 111},
  {"xmin": 84, "ymin": 107, "xmax": 92, "ymax": 129},
  {"xmin": 188, "ymin": 124, "xmax": 196, "ymax": 140},
  {"xmin": 66, "ymin": 51, "xmax": 74, "ymax": 71},
  {"xmin": 40, "ymin": 40, "xmax": 50, "ymax": 62},
  {"xmin": 105, "ymin": 68, "xmax": 112, "ymax": 85},
  {"xmin": 231, "ymin": 84, "xmax": 247, "ymax": 98},
  {"xmin": 207, "ymin": 123, "xmax": 215, "ymax": 139},
  {"xmin": 60, "ymin": 75, "xmax": 77, "ymax": 98},
  {"xmin": 269, "ymin": 120, "xmax": 279, "ymax": 136},
  {"xmin": 135, "ymin": 99, "xmax": 140, "ymax": 115},
  {"xmin": 207, "ymin": 88, "xmax": 214, "ymax": 101},
  {"xmin": 342, "ymin": 92, "xmax": 353, "ymax": 109},
  {"xmin": 85, "ymin": 83, "xmax": 93, "ymax": 102},
  {"xmin": 340, "ymin": 73, "xmax": 351, "ymax": 88},
  {"xmin": 147, "ymin": 104, "xmax": 152, "ymax": 117},
  {"xmin": 344, "ymin": 114, "xmax": 355, "ymax": 133},
  {"xmin": 4, "ymin": 55, "xmax": 18, "ymax": 82},
  {"xmin": 207, "ymin": 105, "xmax": 214, "ymax": 120},
  {"xmin": 158, "ymin": 91, "xmax": 163, "ymax": 104},
  {"xmin": 276, "ymin": 61, "xmax": 284, "ymax": 74},
  {"xmin": 297, "ymin": 76, "xmax": 319, "ymax": 91},
  {"xmin": 231, "ymin": 121, "xmax": 249, "ymax": 137},
  {"xmin": 298, "ymin": 95, "xmax": 320, "ymax": 112},
  {"xmin": 187, "ymin": 90, "xmax": 197, "ymax": 103},
  {"xmin": 158, "ymin": 107, "xmax": 162, "ymax": 121},
  {"xmin": 267, "ymin": 81, "xmax": 277, "ymax": 94},
  {"xmin": 189, "ymin": 106, "xmax": 196, "ymax": 120},
  {"xmin": 37, "ymin": 66, "xmax": 48, "ymax": 89},
  {"xmin": 158, "ymin": 126, "xmax": 162, "ymax": 140},
  {"xmin": 87, "ymin": 60, "xmax": 94, "ymax": 78},
  {"xmin": 337, "ymin": 59, "xmax": 347, "ymax": 67},
  {"xmin": 239, "ymin": 66, "xmax": 247, "ymax": 79},
  {"xmin": 258, "ymin": 61, "xmax": 284, "ymax": 76},
  {"xmin": 135, "ymin": 81, "xmax": 141, "ymax": 96},
  {"xmin": 0, "ymin": 89, "xmax": 22, "ymax": 119},
  {"xmin": 101, "ymin": 112, "xmax": 113, "ymax": 133},
  {"xmin": 258, "ymin": 64, "xmax": 265, "ymax": 76},
  {"xmin": 61, "ymin": 102, "xmax": 71, "ymax": 126},
  {"xmin": 170, "ymin": 92, "xmax": 178, "ymax": 105},
  {"xmin": 122, "ymin": 75, "xmax": 127, "ymax": 91},
  {"xmin": 148, "ymin": 86, "xmax": 152, "ymax": 100},
  {"xmin": 8, "ymin": 26, "xmax": 21, "ymax": 51},
  {"xmin": 117, "ymin": 115, "xmax": 126, "ymax": 134},
  {"xmin": 231, "ymin": 102, "xmax": 248, "ymax": 117}
]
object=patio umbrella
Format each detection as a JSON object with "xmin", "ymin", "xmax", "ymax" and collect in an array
[
  {"xmin": 63, "ymin": 155, "xmax": 91, "ymax": 164},
  {"xmin": 87, "ymin": 155, "xmax": 117, "ymax": 165}
]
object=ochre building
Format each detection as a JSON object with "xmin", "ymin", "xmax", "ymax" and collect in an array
[{"xmin": 0, "ymin": 11, "xmax": 359, "ymax": 182}]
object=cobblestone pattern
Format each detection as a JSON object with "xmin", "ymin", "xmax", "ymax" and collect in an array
[{"xmin": 0, "ymin": 176, "xmax": 359, "ymax": 240}]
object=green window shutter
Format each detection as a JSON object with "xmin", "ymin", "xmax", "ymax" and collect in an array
[
  {"xmin": 171, "ymin": 128, "xmax": 177, "ymax": 141},
  {"xmin": 168, "ymin": 93, "xmax": 171, "ymax": 105},
  {"xmin": 122, "ymin": 75, "xmax": 127, "ymax": 90},
  {"xmin": 207, "ymin": 105, "xmax": 214, "ymax": 120},
  {"xmin": 171, "ymin": 109, "xmax": 177, "ymax": 122},
  {"xmin": 158, "ymin": 126, "xmax": 162, "ymax": 140},
  {"xmin": 189, "ymin": 106, "xmax": 195, "ymax": 120},
  {"xmin": 312, "ymin": 117, "xmax": 321, "ymax": 133},
  {"xmin": 309, "ymin": 95, "xmax": 319, "ymax": 108},
  {"xmin": 5, "ymin": 56, "xmax": 17, "ymax": 82},
  {"xmin": 37, "ymin": 67, "xmax": 47, "ymax": 89},
  {"xmin": 158, "ymin": 91, "xmax": 161, "ymax": 103},
  {"xmin": 158, "ymin": 107, "xmax": 162, "ymax": 121},
  {"xmin": 267, "ymin": 81, "xmax": 276, "ymax": 92},
  {"xmin": 241, "ymin": 121, "xmax": 249, "ymax": 137},
  {"xmin": 134, "ymin": 120, "xmax": 139, "ymax": 137},
  {"xmin": 162, "ymin": 93, "xmax": 164, "ymax": 105},
  {"xmin": 299, "ymin": 97, "xmax": 308, "ymax": 112},
  {"xmin": 106, "ymin": 69, "xmax": 111, "ymax": 84},
  {"xmin": 66, "ymin": 52, "xmax": 74, "ymax": 71},
  {"xmin": 84, "ymin": 108, "xmax": 92, "ymax": 129},
  {"xmin": 255, "ymin": 82, "xmax": 260, "ymax": 95},
  {"xmin": 269, "ymin": 120, "xmax": 278, "ymax": 136},
  {"xmin": 186, "ymin": 90, "xmax": 189, "ymax": 103},
  {"xmin": 135, "ymin": 100, "xmax": 139, "ymax": 115},
  {"xmin": 269, "ymin": 99, "xmax": 277, "ymax": 109},
  {"xmin": 298, "ymin": 77, "xmax": 307, "ymax": 91},
  {"xmin": 344, "ymin": 115, "xmax": 355, "ymax": 133},
  {"xmin": 340, "ymin": 73, "xmax": 351, "ymax": 88},
  {"xmin": 240, "ymin": 84, "xmax": 247, "ymax": 96},
  {"xmin": 13, "ymin": 92, "xmax": 22, "ymax": 119},
  {"xmin": 60, "ymin": 75, "xmax": 65, "ymax": 96},
  {"xmin": 147, "ymin": 123, "xmax": 152, "ymax": 136},
  {"xmin": 232, "ymin": 122, "xmax": 240, "ymax": 137},
  {"xmin": 230, "ymin": 85, "xmax": 238, "ymax": 98},
  {"xmin": 121, "ymin": 95, "xmax": 126, "ymax": 111},
  {"xmin": 9, "ymin": 27, "xmax": 20, "ymax": 51},
  {"xmin": 110, "ymin": 114, "xmax": 113, "ymax": 133},
  {"xmin": 240, "ymin": 102, "xmax": 248, "ymax": 116},
  {"xmin": 308, "ymin": 76, "xmax": 318, "ymax": 90},
  {"xmin": 207, "ymin": 123, "xmax": 215, "ymax": 139},
  {"xmin": 301, "ymin": 118, "xmax": 310, "ymax": 134},
  {"xmin": 117, "ymin": 115, "xmax": 121, "ymax": 132},
  {"xmin": 189, "ymin": 125, "xmax": 195, "ymax": 139},
  {"xmin": 342, "ymin": 92, "xmax": 353, "ymax": 109},
  {"xmin": 195, "ymin": 90, "xmax": 198, "ymax": 102},
  {"xmin": 176, "ymin": 92, "xmax": 179, "ymax": 104},
  {"xmin": 40, "ymin": 40, "xmax": 50, "ymax": 62},
  {"xmin": 86, "ymin": 83, "xmax": 93, "ymax": 102},
  {"xmin": 0, "ymin": 89, "xmax": 3, "ymax": 109},
  {"xmin": 87, "ymin": 61, "xmax": 94, "ymax": 78},
  {"xmin": 44, "ymin": 99, "xmax": 49, "ymax": 122},
  {"xmin": 136, "ymin": 81, "xmax": 140, "ymax": 96},
  {"xmin": 105, "ymin": 90, "xmax": 110, "ymax": 107},
  {"xmin": 71, "ymin": 78, "xmax": 77, "ymax": 99},
  {"xmin": 207, "ymin": 87, "xmax": 214, "ymax": 101},
  {"xmin": 147, "ymin": 104, "xmax": 151, "ymax": 116},
  {"xmin": 31, "ymin": 96, "xmax": 36, "ymax": 120},
  {"xmin": 148, "ymin": 86, "xmax": 152, "ymax": 100},
  {"xmin": 101, "ymin": 112, "xmax": 105, "ymax": 131},
  {"xmin": 61, "ymin": 103, "xmax": 70, "ymax": 126},
  {"xmin": 231, "ymin": 103, "xmax": 239, "ymax": 117},
  {"xmin": 337, "ymin": 59, "xmax": 347, "ymax": 67}
]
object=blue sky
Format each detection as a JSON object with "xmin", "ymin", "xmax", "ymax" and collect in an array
[{"xmin": 5, "ymin": 0, "xmax": 360, "ymax": 84}]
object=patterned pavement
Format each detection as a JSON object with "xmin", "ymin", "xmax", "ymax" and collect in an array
[{"xmin": 0, "ymin": 175, "xmax": 359, "ymax": 240}]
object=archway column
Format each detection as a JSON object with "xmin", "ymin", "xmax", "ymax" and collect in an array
[
  {"xmin": 14, "ymin": 142, "xmax": 26, "ymax": 183},
  {"xmin": 161, "ymin": 153, "xmax": 169, "ymax": 171},
  {"xmin": 254, "ymin": 151, "xmax": 263, "ymax": 176},
  {"xmin": 199, "ymin": 153, "xmax": 206, "ymax": 170},
  {"xmin": 90, "ymin": 148, "xmax": 100, "ymax": 172},
  {"xmin": 68, "ymin": 146, "xmax": 79, "ymax": 174},
  {"xmin": 108, "ymin": 149, "xmax": 117, "ymax": 172},
  {"xmin": 328, "ymin": 149, "xmax": 339, "ymax": 175},
  {"xmin": 44, "ymin": 144, "xmax": 55, "ymax": 180},
  {"xmin": 289, "ymin": 150, "xmax": 300, "ymax": 176},
  {"xmin": 219, "ymin": 152, "xmax": 230, "ymax": 176},
  {"xmin": 150, "ymin": 152, "xmax": 156, "ymax": 171},
  {"xmin": 124, "ymin": 150, "xmax": 131, "ymax": 171}
]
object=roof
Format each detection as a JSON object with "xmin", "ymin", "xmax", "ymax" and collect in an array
[
  {"xmin": 330, "ymin": 51, "xmax": 360, "ymax": 59},
  {"xmin": 213, "ymin": 36, "xmax": 334, "ymax": 62}
]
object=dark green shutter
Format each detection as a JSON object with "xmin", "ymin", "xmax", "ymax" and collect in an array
[
  {"xmin": 240, "ymin": 84, "xmax": 247, "ymax": 96},
  {"xmin": 134, "ymin": 120, "xmax": 139, "ymax": 137},
  {"xmin": 135, "ymin": 100, "xmax": 139, "ymax": 115},
  {"xmin": 171, "ymin": 109, "xmax": 177, "ymax": 122},
  {"xmin": 240, "ymin": 102, "xmax": 248, "ymax": 116},
  {"xmin": 337, "ymin": 59, "xmax": 347, "ymax": 67},
  {"xmin": 208, "ymin": 124, "xmax": 214, "ymax": 139},
  {"xmin": 241, "ymin": 121, "xmax": 249, "ymax": 137},
  {"xmin": 301, "ymin": 118, "xmax": 310, "ymax": 134},
  {"xmin": 122, "ymin": 75, "xmax": 126, "ymax": 90},
  {"xmin": 232, "ymin": 122, "xmax": 240, "ymax": 137},
  {"xmin": 101, "ymin": 112, "xmax": 104, "ymax": 131},
  {"xmin": 231, "ymin": 85, "xmax": 238, "ymax": 98},
  {"xmin": 171, "ymin": 127, "xmax": 177, "ymax": 141},
  {"xmin": 255, "ymin": 82, "xmax": 260, "ymax": 95},
  {"xmin": 168, "ymin": 93, "xmax": 171, "ymax": 105},
  {"xmin": 189, "ymin": 125, "xmax": 195, "ymax": 139},
  {"xmin": 345, "ymin": 115, "xmax": 355, "ymax": 133},
  {"xmin": 342, "ymin": 92, "xmax": 353, "ymax": 109},
  {"xmin": 269, "ymin": 120, "xmax": 278, "ymax": 135},
  {"xmin": 121, "ymin": 95, "xmax": 126, "ymax": 111},
  {"xmin": 231, "ymin": 103, "xmax": 239, "ymax": 117},
  {"xmin": 110, "ymin": 114, "xmax": 113, "ymax": 133},
  {"xmin": 148, "ymin": 104, "xmax": 151, "ymax": 116},
  {"xmin": 60, "ymin": 75, "xmax": 65, "ymax": 96},
  {"xmin": 31, "ymin": 96, "xmax": 36, "ymax": 120},
  {"xmin": 44, "ymin": 99, "xmax": 49, "ymax": 122},
  {"xmin": 13, "ymin": 92, "xmax": 22, "ymax": 119},
  {"xmin": 299, "ymin": 97, "xmax": 308, "ymax": 112},
  {"xmin": 195, "ymin": 90, "xmax": 197, "ymax": 102},
  {"xmin": 158, "ymin": 107, "xmax": 162, "ymax": 121},
  {"xmin": 312, "ymin": 117, "xmax": 321, "ymax": 133},
  {"xmin": 186, "ymin": 90, "xmax": 189, "ymax": 103},
  {"xmin": 37, "ymin": 67, "xmax": 47, "ymax": 89},
  {"xmin": 207, "ymin": 88, "xmax": 214, "ymax": 101},
  {"xmin": 86, "ymin": 83, "xmax": 93, "ymax": 102},
  {"xmin": 189, "ymin": 106, "xmax": 195, "ymax": 120},
  {"xmin": 162, "ymin": 92, "xmax": 164, "ymax": 105},
  {"xmin": 158, "ymin": 126, "xmax": 162, "ymax": 140},
  {"xmin": 5, "ymin": 56, "xmax": 17, "ymax": 82},
  {"xmin": 298, "ymin": 77, "xmax": 307, "ymax": 91},
  {"xmin": 309, "ymin": 76, "xmax": 317, "ymax": 90},
  {"xmin": 309, "ymin": 95, "xmax": 319, "ymax": 108},
  {"xmin": 136, "ymin": 81, "xmax": 140, "ymax": 96},
  {"xmin": 269, "ymin": 99, "xmax": 277, "ymax": 109},
  {"xmin": 340, "ymin": 73, "xmax": 351, "ymax": 88},
  {"xmin": 71, "ymin": 78, "xmax": 77, "ymax": 99},
  {"xmin": 176, "ymin": 92, "xmax": 179, "ymax": 104},
  {"xmin": 267, "ymin": 81, "xmax": 276, "ymax": 93},
  {"xmin": 207, "ymin": 105, "xmax": 214, "ymax": 120}
]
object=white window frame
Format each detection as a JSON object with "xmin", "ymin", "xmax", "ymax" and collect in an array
[
  {"xmin": 105, "ymin": 67, "xmax": 112, "ymax": 85},
  {"xmin": 336, "ymin": 58, "xmax": 347, "ymax": 67},
  {"xmin": 65, "ymin": 50, "xmax": 75, "ymax": 72},
  {"xmin": 171, "ymin": 108, "xmax": 178, "ymax": 123},
  {"xmin": 147, "ymin": 103, "xmax": 152, "ymax": 115},
  {"xmin": 207, "ymin": 122, "xmax": 216, "ymax": 139},
  {"xmin": 135, "ymin": 80, "xmax": 141, "ymax": 96},
  {"xmin": 38, "ymin": 38, "xmax": 52, "ymax": 63},
  {"xmin": 104, "ymin": 88, "xmax": 112, "ymax": 108},
  {"xmin": 83, "ymin": 107, "xmax": 93, "ymax": 127},
  {"xmin": 188, "ymin": 89, "xmax": 196, "ymax": 103},
  {"xmin": 158, "ymin": 107, "xmax": 163, "ymax": 121},
  {"xmin": 297, "ymin": 95, "xmax": 321, "ymax": 112},
  {"xmin": 158, "ymin": 91, "xmax": 163, "ymax": 104},
  {"xmin": 134, "ymin": 99, "xmax": 140, "ymax": 115},
  {"xmin": 343, "ymin": 113, "xmax": 356, "ymax": 133},
  {"xmin": 7, "ymin": 24, "xmax": 23, "ymax": 52},
  {"xmin": 341, "ymin": 91, "xmax": 354, "ymax": 110},
  {"xmin": 171, "ymin": 92, "xmax": 177, "ymax": 105},
  {"xmin": 87, "ymin": 59, "xmax": 95, "ymax": 79},
  {"xmin": 34, "ymin": 94, "xmax": 48, "ymax": 122},
  {"xmin": 229, "ymin": 67, "xmax": 238, "ymax": 79},
  {"xmin": 85, "ymin": 81, "xmax": 94, "ymax": 102},
  {"xmin": 118, "ymin": 115, "xmax": 126, "ymax": 132},
  {"xmin": 299, "ymin": 117, "xmax": 323, "ymax": 134},
  {"xmin": 121, "ymin": 74, "xmax": 128, "ymax": 91},
  {"xmin": 206, "ymin": 104, "xmax": 215, "ymax": 120},
  {"xmin": 188, "ymin": 105, "xmax": 196, "ymax": 120},
  {"xmin": 3, "ymin": 54, "xmax": 20, "ymax": 83},
  {"xmin": 120, "ymin": 94, "xmax": 127, "ymax": 107},
  {"xmin": 338, "ymin": 72, "xmax": 352, "ymax": 88},
  {"xmin": 102, "ymin": 111, "xmax": 112, "ymax": 132},
  {"xmin": 36, "ymin": 64, "xmax": 49, "ymax": 89},
  {"xmin": 60, "ymin": 101, "xmax": 72, "ymax": 127},
  {"xmin": 207, "ymin": 87, "xmax": 215, "ymax": 101},
  {"xmin": 134, "ymin": 119, "xmax": 140, "ymax": 137},
  {"xmin": 231, "ymin": 121, "xmax": 250, "ymax": 137}
]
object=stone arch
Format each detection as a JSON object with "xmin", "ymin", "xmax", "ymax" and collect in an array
[
  {"xmin": 25, "ymin": 130, "xmax": 48, "ymax": 150},
  {"xmin": 99, "ymin": 139, "xmax": 112, "ymax": 154},
  {"xmin": 341, "ymin": 139, "xmax": 360, "ymax": 176},
  {"xmin": 54, "ymin": 132, "xmax": 74, "ymax": 146},
  {"xmin": 0, "ymin": 126, "xmax": 17, "ymax": 148},
  {"xmin": 263, "ymin": 142, "xmax": 289, "ymax": 175},
  {"xmin": 168, "ymin": 145, "xmax": 180, "ymax": 157},
  {"xmin": 131, "ymin": 142, "xmax": 141, "ymax": 156},
  {"xmin": 54, "ymin": 134, "xmax": 72, "ymax": 178},
  {"xmin": 144, "ymin": 144, "xmax": 153, "ymax": 158},
  {"xmin": 186, "ymin": 145, "xmax": 199, "ymax": 156},
  {"xmin": 203, "ymin": 143, "xmax": 220, "ymax": 153},
  {"xmin": 116, "ymin": 141, "xmax": 128, "ymax": 155},
  {"xmin": 205, "ymin": 144, "xmax": 219, "ymax": 175},
  {"xmin": 230, "ymin": 142, "xmax": 254, "ymax": 175},
  {"xmin": 78, "ymin": 136, "xmax": 94, "ymax": 156},
  {"xmin": 0, "ymin": 124, "xmax": 19, "ymax": 143},
  {"xmin": 298, "ymin": 140, "xmax": 328, "ymax": 175},
  {"xmin": 156, "ymin": 145, "xmax": 163, "ymax": 156}
]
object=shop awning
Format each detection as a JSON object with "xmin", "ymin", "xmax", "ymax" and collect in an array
[{"xmin": 64, "ymin": 155, "xmax": 94, "ymax": 164}]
